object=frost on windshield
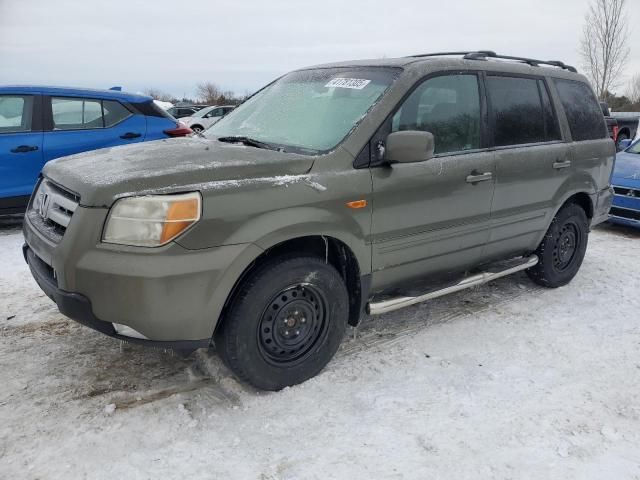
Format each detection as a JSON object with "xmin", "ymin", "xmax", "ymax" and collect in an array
[{"xmin": 207, "ymin": 67, "xmax": 401, "ymax": 153}]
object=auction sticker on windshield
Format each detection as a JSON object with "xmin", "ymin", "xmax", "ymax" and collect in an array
[{"xmin": 325, "ymin": 78, "xmax": 371, "ymax": 89}]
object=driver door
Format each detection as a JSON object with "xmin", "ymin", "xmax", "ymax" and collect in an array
[{"xmin": 370, "ymin": 72, "xmax": 495, "ymax": 290}]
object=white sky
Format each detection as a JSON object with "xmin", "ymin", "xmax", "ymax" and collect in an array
[{"xmin": 1, "ymin": 0, "xmax": 639, "ymax": 99}]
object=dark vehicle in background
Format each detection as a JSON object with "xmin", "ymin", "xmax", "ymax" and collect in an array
[
  {"xmin": 167, "ymin": 105, "xmax": 209, "ymax": 119},
  {"xmin": 600, "ymin": 102, "xmax": 639, "ymax": 150},
  {"xmin": 0, "ymin": 86, "xmax": 192, "ymax": 214},
  {"xmin": 609, "ymin": 138, "xmax": 640, "ymax": 227},
  {"xmin": 600, "ymin": 102, "xmax": 619, "ymax": 145},
  {"xmin": 23, "ymin": 51, "xmax": 614, "ymax": 390},
  {"xmin": 610, "ymin": 112, "xmax": 639, "ymax": 148}
]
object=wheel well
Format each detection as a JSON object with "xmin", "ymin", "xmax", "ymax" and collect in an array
[
  {"xmin": 191, "ymin": 124, "xmax": 203, "ymax": 130},
  {"xmin": 218, "ymin": 236, "xmax": 363, "ymax": 332},
  {"xmin": 565, "ymin": 192, "xmax": 593, "ymax": 219}
]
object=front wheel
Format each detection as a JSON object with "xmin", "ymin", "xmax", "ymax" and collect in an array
[
  {"xmin": 527, "ymin": 203, "xmax": 589, "ymax": 288},
  {"xmin": 215, "ymin": 255, "xmax": 348, "ymax": 391},
  {"xmin": 191, "ymin": 125, "xmax": 204, "ymax": 133}
]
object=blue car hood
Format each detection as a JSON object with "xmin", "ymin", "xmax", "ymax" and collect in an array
[{"xmin": 612, "ymin": 152, "xmax": 640, "ymax": 188}]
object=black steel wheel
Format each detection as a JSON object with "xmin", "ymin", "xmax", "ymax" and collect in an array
[
  {"xmin": 527, "ymin": 203, "xmax": 589, "ymax": 288},
  {"xmin": 257, "ymin": 284, "xmax": 328, "ymax": 365},
  {"xmin": 215, "ymin": 255, "xmax": 348, "ymax": 391}
]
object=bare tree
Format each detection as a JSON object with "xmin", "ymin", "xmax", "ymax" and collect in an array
[
  {"xmin": 196, "ymin": 82, "xmax": 222, "ymax": 104},
  {"xmin": 579, "ymin": 0, "xmax": 630, "ymax": 100},
  {"xmin": 143, "ymin": 88, "xmax": 174, "ymax": 103},
  {"xmin": 627, "ymin": 73, "xmax": 640, "ymax": 104}
]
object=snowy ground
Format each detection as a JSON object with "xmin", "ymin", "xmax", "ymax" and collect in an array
[{"xmin": 1, "ymin": 219, "xmax": 639, "ymax": 479}]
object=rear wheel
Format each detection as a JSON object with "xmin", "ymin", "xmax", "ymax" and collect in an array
[
  {"xmin": 215, "ymin": 255, "xmax": 348, "ymax": 390},
  {"xmin": 527, "ymin": 203, "xmax": 589, "ymax": 288}
]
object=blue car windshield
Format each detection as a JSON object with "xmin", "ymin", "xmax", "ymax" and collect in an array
[
  {"xmin": 206, "ymin": 67, "xmax": 401, "ymax": 154},
  {"xmin": 626, "ymin": 140, "xmax": 640, "ymax": 154}
]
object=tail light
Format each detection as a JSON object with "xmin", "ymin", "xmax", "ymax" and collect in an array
[
  {"xmin": 612, "ymin": 125, "xmax": 619, "ymax": 142},
  {"xmin": 163, "ymin": 122, "xmax": 192, "ymax": 137}
]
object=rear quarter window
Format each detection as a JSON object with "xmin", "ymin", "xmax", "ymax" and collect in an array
[{"xmin": 553, "ymin": 79, "xmax": 607, "ymax": 141}]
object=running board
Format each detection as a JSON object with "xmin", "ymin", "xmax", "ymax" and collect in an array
[{"xmin": 367, "ymin": 255, "xmax": 539, "ymax": 316}]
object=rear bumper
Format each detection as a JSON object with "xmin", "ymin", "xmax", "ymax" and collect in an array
[
  {"xmin": 590, "ymin": 186, "xmax": 615, "ymax": 227},
  {"xmin": 24, "ymin": 244, "xmax": 211, "ymax": 349}
]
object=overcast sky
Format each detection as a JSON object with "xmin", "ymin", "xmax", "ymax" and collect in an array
[{"xmin": 1, "ymin": 0, "xmax": 639, "ymax": 100}]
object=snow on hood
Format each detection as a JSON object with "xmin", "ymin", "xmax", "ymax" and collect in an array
[
  {"xmin": 612, "ymin": 151, "xmax": 640, "ymax": 188},
  {"xmin": 42, "ymin": 136, "xmax": 314, "ymax": 207}
]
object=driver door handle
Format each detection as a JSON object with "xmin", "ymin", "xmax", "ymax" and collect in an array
[
  {"xmin": 120, "ymin": 132, "xmax": 141, "ymax": 139},
  {"xmin": 11, "ymin": 145, "xmax": 39, "ymax": 153},
  {"xmin": 553, "ymin": 160, "xmax": 572, "ymax": 170},
  {"xmin": 466, "ymin": 172, "xmax": 493, "ymax": 184}
]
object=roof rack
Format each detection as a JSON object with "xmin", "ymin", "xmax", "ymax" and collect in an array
[{"xmin": 407, "ymin": 50, "xmax": 577, "ymax": 73}]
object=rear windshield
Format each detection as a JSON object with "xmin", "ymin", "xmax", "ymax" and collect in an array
[{"xmin": 206, "ymin": 67, "xmax": 401, "ymax": 154}]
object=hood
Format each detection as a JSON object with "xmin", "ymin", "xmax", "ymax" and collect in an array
[
  {"xmin": 612, "ymin": 151, "xmax": 640, "ymax": 188},
  {"xmin": 43, "ymin": 136, "xmax": 315, "ymax": 207}
]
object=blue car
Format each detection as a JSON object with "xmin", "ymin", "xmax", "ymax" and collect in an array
[
  {"xmin": 0, "ymin": 86, "xmax": 192, "ymax": 214},
  {"xmin": 610, "ymin": 138, "xmax": 640, "ymax": 227}
]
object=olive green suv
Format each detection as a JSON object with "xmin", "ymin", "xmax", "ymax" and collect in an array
[{"xmin": 23, "ymin": 51, "xmax": 614, "ymax": 390}]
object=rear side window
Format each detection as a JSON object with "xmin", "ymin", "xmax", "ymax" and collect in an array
[
  {"xmin": 554, "ymin": 79, "xmax": 607, "ymax": 141},
  {"xmin": 103, "ymin": 100, "xmax": 132, "ymax": 127},
  {"xmin": 487, "ymin": 76, "xmax": 548, "ymax": 146},
  {"xmin": 52, "ymin": 98, "xmax": 132, "ymax": 130},
  {"xmin": 391, "ymin": 74, "xmax": 481, "ymax": 154},
  {"xmin": 52, "ymin": 98, "xmax": 103, "ymax": 130},
  {"xmin": 0, "ymin": 95, "xmax": 34, "ymax": 133}
]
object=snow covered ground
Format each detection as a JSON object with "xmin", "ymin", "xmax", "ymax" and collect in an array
[{"xmin": 1, "ymin": 220, "xmax": 639, "ymax": 479}]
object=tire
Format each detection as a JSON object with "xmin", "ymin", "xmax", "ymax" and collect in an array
[
  {"xmin": 526, "ymin": 203, "xmax": 589, "ymax": 288},
  {"xmin": 191, "ymin": 125, "xmax": 204, "ymax": 133},
  {"xmin": 215, "ymin": 255, "xmax": 348, "ymax": 391}
]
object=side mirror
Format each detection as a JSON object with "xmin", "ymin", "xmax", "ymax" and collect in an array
[{"xmin": 384, "ymin": 130, "xmax": 435, "ymax": 164}]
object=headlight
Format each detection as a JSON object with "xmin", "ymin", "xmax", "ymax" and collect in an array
[{"xmin": 102, "ymin": 192, "xmax": 201, "ymax": 247}]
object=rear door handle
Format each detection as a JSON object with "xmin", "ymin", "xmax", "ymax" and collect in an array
[
  {"xmin": 120, "ymin": 132, "xmax": 141, "ymax": 139},
  {"xmin": 553, "ymin": 160, "xmax": 572, "ymax": 169},
  {"xmin": 466, "ymin": 172, "xmax": 493, "ymax": 184},
  {"xmin": 10, "ymin": 145, "xmax": 39, "ymax": 153}
]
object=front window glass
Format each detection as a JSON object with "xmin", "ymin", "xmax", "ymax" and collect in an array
[
  {"xmin": 391, "ymin": 74, "xmax": 481, "ymax": 154},
  {"xmin": 0, "ymin": 95, "xmax": 34, "ymax": 133},
  {"xmin": 206, "ymin": 67, "xmax": 401, "ymax": 153}
]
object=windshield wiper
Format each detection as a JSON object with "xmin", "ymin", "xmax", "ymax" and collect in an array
[{"xmin": 217, "ymin": 136, "xmax": 282, "ymax": 151}]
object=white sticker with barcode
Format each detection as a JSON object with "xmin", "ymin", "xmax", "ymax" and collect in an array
[{"xmin": 325, "ymin": 78, "xmax": 371, "ymax": 90}]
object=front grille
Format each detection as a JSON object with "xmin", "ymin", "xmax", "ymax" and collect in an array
[
  {"xmin": 610, "ymin": 206, "xmax": 640, "ymax": 221},
  {"xmin": 613, "ymin": 186, "xmax": 639, "ymax": 198},
  {"xmin": 29, "ymin": 179, "xmax": 80, "ymax": 243}
]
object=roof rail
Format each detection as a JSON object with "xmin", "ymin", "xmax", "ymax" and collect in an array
[{"xmin": 407, "ymin": 51, "xmax": 577, "ymax": 73}]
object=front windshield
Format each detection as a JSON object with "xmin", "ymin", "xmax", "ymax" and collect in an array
[
  {"xmin": 206, "ymin": 67, "xmax": 401, "ymax": 153},
  {"xmin": 626, "ymin": 140, "xmax": 640, "ymax": 154},
  {"xmin": 194, "ymin": 106, "xmax": 215, "ymax": 118}
]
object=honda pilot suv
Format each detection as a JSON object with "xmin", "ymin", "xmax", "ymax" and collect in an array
[{"xmin": 23, "ymin": 51, "xmax": 614, "ymax": 390}]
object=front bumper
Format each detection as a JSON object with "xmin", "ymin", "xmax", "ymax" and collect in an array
[
  {"xmin": 24, "ymin": 245, "xmax": 210, "ymax": 349},
  {"xmin": 609, "ymin": 185, "xmax": 640, "ymax": 227},
  {"xmin": 23, "ymin": 204, "xmax": 262, "ymax": 344}
]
